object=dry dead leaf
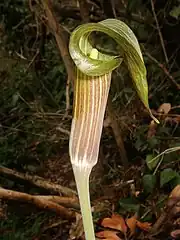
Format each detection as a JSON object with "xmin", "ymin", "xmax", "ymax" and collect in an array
[
  {"xmin": 126, "ymin": 215, "xmax": 137, "ymax": 237},
  {"xmin": 171, "ymin": 204, "xmax": 180, "ymax": 216},
  {"xmin": 99, "ymin": 213, "xmax": 152, "ymax": 238},
  {"xmin": 167, "ymin": 185, "xmax": 180, "ymax": 207},
  {"xmin": 171, "ymin": 229, "xmax": 180, "ymax": 239},
  {"xmin": 101, "ymin": 214, "xmax": 127, "ymax": 233},
  {"xmin": 169, "ymin": 185, "xmax": 180, "ymax": 199},
  {"xmin": 135, "ymin": 191, "xmax": 140, "ymax": 197},
  {"xmin": 136, "ymin": 221, "xmax": 151, "ymax": 231},
  {"xmin": 112, "ymin": 214, "xmax": 128, "ymax": 233},
  {"xmin": 96, "ymin": 230, "xmax": 121, "ymax": 240},
  {"xmin": 157, "ymin": 103, "xmax": 171, "ymax": 115},
  {"xmin": 148, "ymin": 103, "xmax": 171, "ymax": 138}
]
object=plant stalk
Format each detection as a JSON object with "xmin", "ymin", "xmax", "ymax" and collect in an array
[{"xmin": 72, "ymin": 164, "xmax": 95, "ymax": 240}]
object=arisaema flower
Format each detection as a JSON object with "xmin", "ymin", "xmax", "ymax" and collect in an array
[{"xmin": 69, "ymin": 19, "xmax": 158, "ymax": 240}]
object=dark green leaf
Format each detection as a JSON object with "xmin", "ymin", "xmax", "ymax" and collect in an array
[
  {"xmin": 170, "ymin": 174, "xmax": 180, "ymax": 188},
  {"xmin": 169, "ymin": 5, "xmax": 180, "ymax": 19},
  {"xmin": 147, "ymin": 137, "xmax": 159, "ymax": 148},
  {"xmin": 143, "ymin": 174, "xmax": 156, "ymax": 193},
  {"xmin": 146, "ymin": 154, "xmax": 159, "ymax": 170},
  {"xmin": 160, "ymin": 168, "xmax": 179, "ymax": 187},
  {"xmin": 119, "ymin": 197, "xmax": 140, "ymax": 213},
  {"xmin": 12, "ymin": 92, "xmax": 20, "ymax": 106}
]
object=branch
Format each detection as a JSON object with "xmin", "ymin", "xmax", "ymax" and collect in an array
[
  {"xmin": 0, "ymin": 166, "xmax": 77, "ymax": 197},
  {"xmin": 107, "ymin": 98, "xmax": 128, "ymax": 168},
  {"xmin": 149, "ymin": 187, "xmax": 180, "ymax": 236},
  {"xmin": 65, "ymin": 75, "xmax": 71, "ymax": 115},
  {"xmin": 78, "ymin": 0, "xmax": 90, "ymax": 23},
  {"xmin": 53, "ymin": 5, "xmax": 101, "ymax": 22},
  {"xmin": 144, "ymin": 50, "xmax": 180, "ymax": 90},
  {"xmin": 39, "ymin": 0, "xmax": 75, "ymax": 115},
  {"xmin": 40, "ymin": 0, "xmax": 75, "ymax": 83},
  {"xmin": 53, "ymin": 4, "xmax": 149, "ymax": 24},
  {"xmin": 0, "ymin": 187, "xmax": 75, "ymax": 219},
  {"xmin": 150, "ymin": 0, "xmax": 169, "ymax": 64},
  {"xmin": 38, "ymin": 195, "xmax": 79, "ymax": 210}
]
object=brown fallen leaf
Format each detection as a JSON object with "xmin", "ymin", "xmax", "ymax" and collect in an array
[
  {"xmin": 98, "ymin": 213, "xmax": 152, "ymax": 239},
  {"xmin": 167, "ymin": 185, "xmax": 180, "ymax": 208},
  {"xmin": 136, "ymin": 220, "xmax": 151, "ymax": 231},
  {"xmin": 169, "ymin": 185, "xmax": 180, "ymax": 199},
  {"xmin": 101, "ymin": 214, "xmax": 127, "ymax": 234},
  {"xmin": 126, "ymin": 215, "xmax": 137, "ymax": 237},
  {"xmin": 147, "ymin": 103, "xmax": 171, "ymax": 138},
  {"xmin": 96, "ymin": 230, "xmax": 121, "ymax": 240},
  {"xmin": 157, "ymin": 103, "xmax": 171, "ymax": 115},
  {"xmin": 171, "ymin": 229, "xmax": 180, "ymax": 239},
  {"xmin": 135, "ymin": 191, "xmax": 141, "ymax": 197},
  {"xmin": 111, "ymin": 214, "xmax": 127, "ymax": 233}
]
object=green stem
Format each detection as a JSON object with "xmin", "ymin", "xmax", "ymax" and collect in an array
[{"xmin": 72, "ymin": 164, "xmax": 95, "ymax": 240}]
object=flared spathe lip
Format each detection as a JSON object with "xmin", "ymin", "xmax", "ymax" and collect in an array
[{"xmin": 69, "ymin": 19, "xmax": 158, "ymax": 123}]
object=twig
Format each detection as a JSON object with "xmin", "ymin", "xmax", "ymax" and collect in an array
[
  {"xmin": 39, "ymin": 0, "xmax": 75, "ymax": 115},
  {"xmin": 25, "ymin": 49, "xmax": 40, "ymax": 72},
  {"xmin": 111, "ymin": 0, "xmax": 117, "ymax": 18},
  {"xmin": 144, "ymin": 50, "xmax": 180, "ymax": 90},
  {"xmin": 0, "ymin": 165, "xmax": 77, "ymax": 197},
  {"xmin": 15, "ymin": 49, "xmax": 27, "ymax": 60},
  {"xmin": 150, "ymin": 0, "xmax": 169, "ymax": 64},
  {"xmin": 40, "ymin": 0, "xmax": 75, "ymax": 82},
  {"xmin": 12, "ymin": 14, "xmax": 31, "ymax": 30},
  {"xmin": 78, "ymin": 0, "xmax": 90, "ymax": 23},
  {"xmin": 171, "ymin": 105, "xmax": 180, "ymax": 110},
  {"xmin": 38, "ymin": 195, "xmax": 79, "ymax": 210},
  {"xmin": 107, "ymin": 98, "xmax": 128, "ymax": 168},
  {"xmin": 149, "ymin": 196, "xmax": 180, "ymax": 236},
  {"xmin": 0, "ymin": 187, "xmax": 75, "ymax": 219},
  {"xmin": 53, "ymin": 4, "xmax": 150, "ymax": 24},
  {"xmin": 56, "ymin": 125, "xmax": 70, "ymax": 135},
  {"xmin": 152, "ymin": 112, "xmax": 180, "ymax": 118},
  {"xmin": 42, "ymin": 219, "xmax": 68, "ymax": 232},
  {"xmin": 0, "ymin": 124, "xmax": 47, "ymax": 138},
  {"xmin": 65, "ymin": 75, "xmax": 71, "ymax": 116}
]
